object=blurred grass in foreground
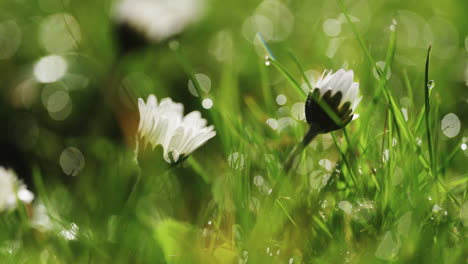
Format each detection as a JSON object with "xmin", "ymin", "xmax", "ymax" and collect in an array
[{"xmin": 0, "ymin": 0, "xmax": 468, "ymax": 263}]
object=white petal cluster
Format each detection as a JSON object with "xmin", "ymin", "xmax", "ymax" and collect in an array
[
  {"xmin": 315, "ymin": 69, "xmax": 361, "ymax": 111},
  {"xmin": 138, "ymin": 94, "xmax": 216, "ymax": 163},
  {"xmin": 114, "ymin": 0, "xmax": 205, "ymax": 43},
  {"xmin": 0, "ymin": 167, "xmax": 34, "ymax": 212}
]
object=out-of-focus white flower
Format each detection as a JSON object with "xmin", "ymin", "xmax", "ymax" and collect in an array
[
  {"xmin": 0, "ymin": 167, "xmax": 34, "ymax": 212},
  {"xmin": 138, "ymin": 94, "xmax": 216, "ymax": 163},
  {"xmin": 114, "ymin": 0, "xmax": 205, "ymax": 43},
  {"xmin": 305, "ymin": 69, "xmax": 361, "ymax": 132},
  {"xmin": 31, "ymin": 202, "xmax": 53, "ymax": 231}
]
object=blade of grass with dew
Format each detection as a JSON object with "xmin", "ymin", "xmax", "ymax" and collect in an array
[
  {"xmin": 338, "ymin": 0, "xmax": 432, "ymax": 172},
  {"xmin": 257, "ymin": 34, "xmax": 345, "ymax": 127}
]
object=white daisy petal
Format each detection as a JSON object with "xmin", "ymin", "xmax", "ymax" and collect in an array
[
  {"xmin": 335, "ymin": 70, "xmax": 354, "ymax": 95},
  {"xmin": 137, "ymin": 94, "xmax": 215, "ymax": 163},
  {"xmin": 341, "ymin": 82, "xmax": 359, "ymax": 108}
]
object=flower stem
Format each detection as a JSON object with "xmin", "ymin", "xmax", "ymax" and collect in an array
[{"xmin": 284, "ymin": 125, "xmax": 321, "ymax": 172}]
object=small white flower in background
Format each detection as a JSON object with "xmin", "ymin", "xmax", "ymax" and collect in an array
[
  {"xmin": 0, "ymin": 167, "xmax": 34, "ymax": 212},
  {"xmin": 138, "ymin": 94, "xmax": 216, "ymax": 163},
  {"xmin": 305, "ymin": 69, "xmax": 361, "ymax": 132},
  {"xmin": 113, "ymin": 0, "xmax": 205, "ymax": 43}
]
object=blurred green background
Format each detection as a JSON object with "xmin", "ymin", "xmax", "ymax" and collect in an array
[{"xmin": 0, "ymin": 0, "xmax": 467, "ymax": 263}]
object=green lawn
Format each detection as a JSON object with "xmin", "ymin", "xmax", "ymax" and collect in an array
[{"xmin": 0, "ymin": 0, "xmax": 467, "ymax": 263}]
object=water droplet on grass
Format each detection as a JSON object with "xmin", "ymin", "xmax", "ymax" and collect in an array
[{"xmin": 427, "ymin": 80, "xmax": 435, "ymax": 90}]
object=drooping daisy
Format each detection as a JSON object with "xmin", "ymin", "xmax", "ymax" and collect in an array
[
  {"xmin": 285, "ymin": 69, "xmax": 361, "ymax": 171},
  {"xmin": 0, "ymin": 166, "xmax": 34, "ymax": 212},
  {"xmin": 137, "ymin": 94, "xmax": 216, "ymax": 163},
  {"xmin": 113, "ymin": 0, "xmax": 205, "ymax": 50},
  {"xmin": 305, "ymin": 69, "xmax": 361, "ymax": 133}
]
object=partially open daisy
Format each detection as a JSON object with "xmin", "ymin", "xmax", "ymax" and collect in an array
[
  {"xmin": 305, "ymin": 69, "xmax": 361, "ymax": 133},
  {"xmin": 285, "ymin": 69, "xmax": 361, "ymax": 171},
  {"xmin": 137, "ymin": 94, "xmax": 216, "ymax": 163}
]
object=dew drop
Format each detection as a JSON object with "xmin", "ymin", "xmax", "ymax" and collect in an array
[
  {"xmin": 461, "ymin": 143, "xmax": 467, "ymax": 151},
  {"xmin": 265, "ymin": 60, "xmax": 271, "ymax": 66},
  {"xmin": 427, "ymin": 80, "xmax": 435, "ymax": 90}
]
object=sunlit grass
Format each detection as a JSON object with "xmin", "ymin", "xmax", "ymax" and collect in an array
[{"xmin": 0, "ymin": 0, "xmax": 467, "ymax": 263}]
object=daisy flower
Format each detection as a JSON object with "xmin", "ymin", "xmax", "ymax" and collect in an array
[
  {"xmin": 137, "ymin": 94, "xmax": 215, "ymax": 163},
  {"xmin": 305, "ymin": 69, "xmax": 361, "ymax": 133}
]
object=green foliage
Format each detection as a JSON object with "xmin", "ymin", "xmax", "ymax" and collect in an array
[{"xmin": 0, "ymin": 0, "xmax": 467, "ymax": 263}]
